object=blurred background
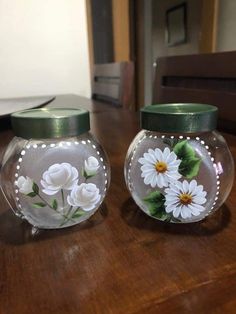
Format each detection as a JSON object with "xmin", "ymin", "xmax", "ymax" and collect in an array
[{"xmin": 0, "ymin": 0, "xmax": 235, "ymax": 107}]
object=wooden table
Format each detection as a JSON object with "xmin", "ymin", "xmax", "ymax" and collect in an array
[{"xmin": 0, "ymin": 95, "xmax": 236, "ymax": 314}]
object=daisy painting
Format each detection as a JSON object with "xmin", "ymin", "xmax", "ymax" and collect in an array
[
  {"xmin": 139, "ymin": 140, "xmax": 208, "ymax": 222},
  {"xmin": 138, "ymin": 147, "xmax": 181, "ymax": 188},
  {"xmin": 164, "ymin": 180, "xmax": 207, "ymax": 219}
]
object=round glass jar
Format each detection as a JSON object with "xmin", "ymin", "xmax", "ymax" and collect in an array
[
  {"xmin": 124, "ymin": 103, "xmax": 234, "ymax": 223},
  {"xmin": 0, "ymin": 108, "xmax": 110, "ymax": 229}
]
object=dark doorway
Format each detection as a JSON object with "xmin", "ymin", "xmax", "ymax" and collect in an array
[{"xmin": 90, "ymin": 0, "xmax": 114, "ymax": 64}]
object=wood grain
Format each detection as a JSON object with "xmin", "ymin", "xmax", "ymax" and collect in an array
[
  {"xmin": 112, "ymin": 0, "xmax": 130, "ymax": 62},
  {"xmin": 199, "ymin": 0, "xmax": 218, "ymax": 53},
  {"xmin": 153, "ymin": 51, "xmax": 236, "ymax": 134},
  {"xmin": 92, "ymin": 62, "xmax": 135, "ymax": 110},
  {"xmin": 0, "ymin": 95, "xmax": 235, "ymax": 314}
]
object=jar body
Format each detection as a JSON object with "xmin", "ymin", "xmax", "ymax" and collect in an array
[
  {"xmin": 1, "ymin": 132, "xmax": 110, "ymax": 229},
  {"xmin": 124, "ymin": 130, "xmax": 234, "ymax": 223}
]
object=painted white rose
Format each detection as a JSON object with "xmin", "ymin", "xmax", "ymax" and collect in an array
[
  {"xmin": 16, "ymin": 176, "xmax": 34, "ymax": 194},
  {"xmin": 67, "ymin": 183, "xmax": 101, "ymax": 211},
  {"xmin": 84, "ymin": 156, "xmax": 100, "ymax": 176},
  {"xmin": 41, "ymin": 163, "xmax": 79, "ymax": 195}
]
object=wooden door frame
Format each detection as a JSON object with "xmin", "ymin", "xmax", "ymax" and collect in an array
[
  {"xmin": 86, "ymin": 0, "xmax": 131, "ymax": 68},
  {"xmin": 85, "ymin": 0, "xmax": 94, "ymax": 79},
  {"xmin": 199, "ymin": 0, "xmax": 219, "ymax": 53}
]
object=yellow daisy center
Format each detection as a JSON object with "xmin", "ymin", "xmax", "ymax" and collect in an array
[
  {"xmin": 179, "ymin": 193, "xmax": 192, "ymax": 205},
  {"xmin": 155, "ymin": 161, "xmax": 167, "ymax": 173}
]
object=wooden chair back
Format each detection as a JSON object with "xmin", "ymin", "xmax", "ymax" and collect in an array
[
  {"xmin": 92, "ymin": 62, "xmax": 135, "ymax": 109},
  {"xmin": 153, "ymin": 51, "xmax": 236, "ymax": 133}
]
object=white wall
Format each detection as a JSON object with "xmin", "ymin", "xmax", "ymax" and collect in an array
[
  {"xmin": 0, "ymin": 0, "xmax": 91, "ymax": 98},
  {"xmin": 216, "ymin": 0, "xmax": 236, "ymax": 52}
]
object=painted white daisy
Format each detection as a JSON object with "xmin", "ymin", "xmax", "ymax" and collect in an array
[
  {"xmin": 138, "ymin": 147, "xmax": 181, "ymax": 188},
  {"xmin": 164, "ymin": 180, "xmax": 207, "ymax": 219}
]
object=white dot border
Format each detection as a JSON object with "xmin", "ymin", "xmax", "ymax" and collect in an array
[
  {"xmin": 14, "ymin": 140, "xmax": 109, "ymax": 209},
  {"xmin": 127, "ymin": 133, "xmax": 147, "ymax": 190}
]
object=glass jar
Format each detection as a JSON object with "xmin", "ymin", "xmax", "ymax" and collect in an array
[
  {"xmin": 124, "ymin": 103, "xmax": 234, "ymax": 223},
  {"xmin": 1, "ymin": 108, "xmax": 110, "ymax": 229}
]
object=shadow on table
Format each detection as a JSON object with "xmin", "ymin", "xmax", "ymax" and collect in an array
[
  {"xmin": 0, "ymin": 203, "xmax": 108, "ymax": 245},
  {"xmin": 121, "ymin": 197, "xmax": 231, "ymax": 236}
]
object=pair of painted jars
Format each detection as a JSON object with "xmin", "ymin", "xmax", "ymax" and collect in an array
[{"xmin": 0, "ymin": 104, "xmax": 234, "ymax": 229}]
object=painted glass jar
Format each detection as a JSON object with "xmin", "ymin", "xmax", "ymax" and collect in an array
[
  {"xmin": 124, "ymin": 104, "xmax": 234, "ymax": 223},
  {"xmin": 1, "ymin": 108, "xmax": 110, "ymax": 229}
]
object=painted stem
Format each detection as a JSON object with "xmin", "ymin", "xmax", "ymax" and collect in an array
[
  {"xmin": 37, "ymin": 193, "xmax": 54, "ymax": 209},
  {"xmin": 61, "ymin": 189, "xmax": 65, "ymax": 208},
  {"xmin": 60, "ymin": 206, "xmax": 74, "ymax": 226},
  {"xmin": 66, "ymin": 205, "xmax": 74, "ymax": 217},
  {"xmin": 37, "ymin": 193, "xmax": 75, "ymax": 223}
]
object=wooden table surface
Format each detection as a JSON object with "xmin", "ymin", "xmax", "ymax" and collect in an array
[{"xmin": 0, "ymin": 95, "xmax": 236, "ymax": 314}]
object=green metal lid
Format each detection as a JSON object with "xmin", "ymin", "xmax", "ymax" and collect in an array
[
  {"xmin": 141, "ymin": 103, "xmax": 218, "ymax": 133},
  {"xmin": 11, "ymin": 108, "xmax": 90, "ymax": 139}
]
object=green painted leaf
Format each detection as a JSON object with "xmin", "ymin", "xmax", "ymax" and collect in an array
[
  {"xmin": 82, "ymin": 168, "xmax": 95, "ymax": 180},
  {"xmin": 32, "ymin": 202, "xmax": 46, "ymax": 208},
  {"xmin": 179, "ymin": 157, "xmax": 201, "ymax": 179},
  {"xmin": 32, "ymin": 182, "xmax": 39, "ymax": 194},
  {"xmin": 174, "ymin": 140, "xmax": 201, "ymax": 178},
  {"xmin": 52, "ymin": 199, "xmax": 58, "ymax": 210},
  {"xmin": 173, "ymin": 140, "xmax": 195, "ymax": 160},
  {"xmin": 148, "ymin": 203, "xmax": 163, "ymax": 215},
  {"xmin": 143, "ymin": 190, "xmax": 165, "ymax": 204},
  {"xmin": 71, "ymin": 208, "xmax": 84, "ymax": 219},
  {"xmin": 143, "ymin": 191, "xmax": 167, "ymax": 218},
  {"xmin": 154, "ymin": 211, "xmax": 172, "ymax": 221},
  {"xmin": 27, "ymin": 192, "xmax": 37, "ymax": 197}
]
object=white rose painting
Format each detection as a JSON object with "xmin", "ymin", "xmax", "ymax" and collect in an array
[
  {"xmin": 41, "ymin": 163, "xmax": 79, "ymax": 195},
  {"xmin": 16, "ymin": 176, "xmax": 34, "ymax": 195},
  {"xmin": 15, "ymin": 157, "xmax": 101, "ymax": 227},
  {"xmin": 84, "ymin": 157, "xmax": 100, "ymax": 178},
  {"xmin": 67, "ymin": 183, "xmax": 101, "ymax": 211}
]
